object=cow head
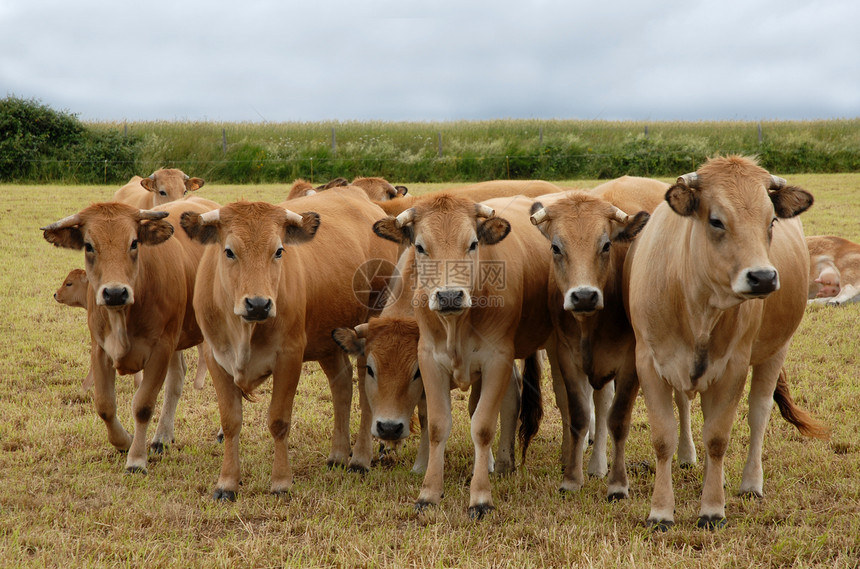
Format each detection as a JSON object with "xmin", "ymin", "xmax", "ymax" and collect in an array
[
  {"xmin": 140, "ymin": 168, "xmax": 205, "ymax": 206},
  {"xmin": 373, "ymin": 194, "xmax": 510, "ymax": 316},
  {"xmin": 42, "ymin": 203, "xmax": 174, "ymax": 308},
  {"xmin": 54, "ymin": 268, "xmax": 88, "ymax": 308},
  {"xmin": 333, "ymin": 317, "xmax": 422, "ymax": 441},
  {"xmin": 665, "ymin": 155, "xmax": 813, "ymax": 307},
  {"xmin": 530, "ymin": 191, "xmax": 649, "ymax": 317},
  {"xmin": 180, "ymin": 201, "xmax": 320, "ymax": 322},
  {"xmin": 353, "ymin": 177, "xmax": 408, "ymax": 201}
]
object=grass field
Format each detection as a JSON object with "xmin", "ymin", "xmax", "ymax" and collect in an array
[{"xmin": 1, "ymin": 174, "xmax": 859, "ymax": 568}]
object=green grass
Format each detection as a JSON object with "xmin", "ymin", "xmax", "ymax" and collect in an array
[{"xmin": 1, "ymin": 176, "xmax": 858, "ymax": 567}]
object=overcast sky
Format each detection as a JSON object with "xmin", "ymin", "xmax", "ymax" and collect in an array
[{"xmin": 1, "ymin": 0, "xmax": 857, "ymax": 123}]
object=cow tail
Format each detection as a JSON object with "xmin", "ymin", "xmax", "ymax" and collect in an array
[
  {"xmin": 519, "ymin": 351, "xmax": 544, "ymax": 465},
  {"xmin": 773, "ymin": 368, "xmax": 830, "ymax": 440}
]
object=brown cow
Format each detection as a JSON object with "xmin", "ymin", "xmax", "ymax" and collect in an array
[
  {"xmin": 180, "ymin": 187, "xmax": 399, "ymax": 500},
  {"xmin": 373, "ymin": 194, "xmax": 554, "ymax": 518},
  {"xmin": 332, "ymin": 247, "xmax": 537, "ymax": 475},
  {"xmin": 113, "ymin": 169, "xmax": 205, "ymax": 209},
  {"xmin": 41, "ymin": 197, "xmax": 215, "ymax": 473},
  {"xmin": 624, "ymin": 156, "xmax": 828, "ymax": 530},
  {"xmin": 807, "ymin": 235, "xmax": 860, "ymax": 304},
  {"xmin": 287, "ymin": 176, "xmax": 407, "ymax": 201},
  {"xmin": 530, "ymin": 176, "xmax": 682, "ymax": 500}
]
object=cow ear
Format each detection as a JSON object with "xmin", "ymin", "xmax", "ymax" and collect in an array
[
  {"xmin": 373, "ymin": 217, "xmax": 413, "ymax": 244},
  {"xmin": 284, "ymin": 212, "xmax": 320, "ymax": 244},
  {"xmin": 139, "ymin": 219, "xmax": 174, "ymax": 245},
  {"xmin": 395, "ymin": 185, "xmax": 408, "ymax": 197},
  {"xmin": 612, "ymin": 211, "xmax": 650, "ymax": 243},
  {"xmin": 332, "ymin": 328, "xmax": 366, "ymax": 356},
  {"xmin": 185, "ymin": 177, "xmax": 205, "ymax": 192},
  {"xmin": 771, "ymin": 186, "xmax": 813, "ymax": 218},
  {"xmin": 43, "ymin": 226, "xmax": 84, "ymax": 250},
  {"xmin": 477, "ymin": 217, "xmax": 511, "ymax": 245},
  {"xmin": 665, "ymin": 184, "xmax": 699, "ymax": 216},
  {"xmin": 140, "ymin": 177, "xmax": 157, "ymax": 193},
  {"xmin": 181, "ymin": 211, "xmax": 221, "ymax": 244}
]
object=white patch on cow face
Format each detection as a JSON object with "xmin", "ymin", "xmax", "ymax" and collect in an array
[
  {"xmin": 731, "ymin": 265, "xmax": 780, "ymax": 298},
  {"xmin": 429, "ymin": 286, "xmax": 472, "ymax": 315},
  {"xmin": 563, "ymin": 286, "xmax": 604, "ymax": 314}
]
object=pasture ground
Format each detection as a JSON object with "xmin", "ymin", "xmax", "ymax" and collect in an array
[{"xmin": 0, "ymin": 175, "xmax": 858, "ymax": 568}]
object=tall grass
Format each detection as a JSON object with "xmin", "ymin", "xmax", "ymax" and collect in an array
[{"xmin": 0, "ymin": 175, "xmax": 858, "ymax": 567}]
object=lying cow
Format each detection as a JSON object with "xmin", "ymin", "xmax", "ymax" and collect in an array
[
  {"xmin": 180, "ymin": 187, "xmax": 399, "ymax": 500},
  {"xmin": 287, "ymin": 176, "xmax": 408, "ymax": 201},
  {"xmin": 807, "ymin": 235, "xmax": 860, "ymax": 305},
  {"xmin": 373, "ymin": 194, "xmax": 554, "ymax": 519},
  {"xmin": 41, "ymin": 197, "xmax": 216, "ymax": 473},
  {"xmin": 114, "ymin": 168, "xmax": 205, "ymax": 209},
  {"xmin": 625, "ymin": 155, "xmax": 829, "ymax": 530}
]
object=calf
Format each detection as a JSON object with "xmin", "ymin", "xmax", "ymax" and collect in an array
[
  {"xmin": 807, "ymin": 235, "xmax": 860, "ymax": 304},
  {"xmin": 114, "ymin": 169, "xmax": 205, "ymax": 209}
]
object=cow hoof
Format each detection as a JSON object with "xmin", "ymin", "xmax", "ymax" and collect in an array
[
  {"xmin": 737, "ymin": 489, "xmax": 763, "ymax": 500},
  {"xmin": 697, "ymin": 515, "xmax": 727, "ymax": 530},
  {"xmin": 607, "ymin": 492, "xmax": 627, "ymax": 502},
  {"xmin": 679, "ymin": 461, "xmax": 696, "ymax": 470},
  {"xmin": 212, "ymin": 488, "xmax": 237, "ymax": 502},
  {"xmin": 347, "ymin": 463, "xmax": 369, "ymax": 474},
  {"xmin": 647, "ymin": 518, "xmax": 674, "ymax": 532},
  {"xmin": 125, "ymin": 465, "xmax": 147, "ymax": 475},
  {"xmin": 326, "ymin": 459, "xmax": 347, "ymax": 470},
  {"xmin": 150, "ymin": 442, "xmax": 166, "ymax": 454},
  {"xmin": 215, "ymin": 432, "xmax": 224, "ymax": 444},
  {"xmin": 414, "ymin": 500, "xmax": 436, "ymax": 514},
  {"xmin": 271, "ymin": 489, "xmax": 292, "ymax": 500},
  {"xmin": 468, "ymin": 504, "xmax": 495, "ymax": 521}
]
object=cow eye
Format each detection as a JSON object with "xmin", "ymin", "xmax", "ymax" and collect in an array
[
  {"xmin": 709, "ymin": 216, "xmax": 725, "ymax": 230},
  {"xmin": 468, "ymin": 240, "xmax": 478, "ymax": 252},
  {"xmin": 412, "ymin": 368, "xmax": 421, "ymax": 381},
  {"xmin": 415, "ymin": 244, "xmax": 427, "ymax": 256},
  {"xmin": 130, "ymin": 239, "xmax": 138, "ymax": 251},
  {"xmin": 225, "ymin": 247, "xmax": 235, "ymax": 259},
  {"xmin": 65, "ymin": 282, "xmax": 73, "ymax": 287},
  {"xmin": 602, "ymin": 240, "xmax": 611, "ymax": 253},
  {"xmin": 159, "ymin": 190, "xmax": 167, "ymax": 197},
  {"xmin": 274, "ymin": 247, "xmax": 284, "ymax": 259},
  {"xmin": 366, "ymin": 366, "xmax": 375, "ymax": 379},
  {"xmin": 551, "ymin": 244, "xmax": 561, "ymax": 256},
  {"xmin": 84, "ymin": 243, "xmax": 94, "ymax": 253}
]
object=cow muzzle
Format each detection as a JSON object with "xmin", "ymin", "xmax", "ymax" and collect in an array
[
  {"xmin": 238, "ymin": 296, "xmax": 275, "ymax": 321},
  {"xmin": 429, "ymin": 287, "xmax": 471, "ymax": 315},
  {"xmin": 97, "ymin": 283, "xmax": 133, "ymax": 307},
  {"xmin": 373, "ymin": 419, "xmax": 408, "ymax": 441},
  {"xmin": 733, "ymin": 267, "xmax": 780, "ymax": 298},
  {"xmin": 564, "ymin": 286, "xmax": 604, "ymax": 314}
]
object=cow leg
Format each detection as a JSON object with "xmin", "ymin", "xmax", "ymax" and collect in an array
[
  {"xmin": 412, "ymin": 395, "xmax": 429, "ymax": 474},
  {"xmin": 637, "ymin": 352, "xmax": 678, "ymax": 529},
  {"xmin": 676, "ymin": 388, "xmax": 697, "ymax": 467},
  {"xmin": 415, "ymin": 349, "xmax": 453, "ymax": 510},
  {"xmin": 126, "ymin": 348, "xmax": 171, "ymax": 473},
  {"xmin": 554, "ymin": 343, "xmax": 590, "ymax": 493},
  {"xmin": 349, "ymin": 354, "xmax": 373, "ymax": 472},
  {"xmin": 209, "ymin": 354, "xmax": 243, "ymax": 501},
  {"xmin": 318, "ymin": 352, "xmax": 353, "ymax": 469},
  {"xmin": 739, "ymin": 348, "xmax": 785, "ymax": 497},
  {"xmin": 193, "ymin": 343, "xmax": 209, "ymax": 390},
  {"xmin": 545, "ymin": 339, "xmax": 571, "ymax": 466},
  {"xmin": 697, "ymin": 363, "xmax": 748, "ymax": 529},
  {"xmin": 268, "ymin": 355, "xmax": 303, "ymax": 495},
  {"xmin": 494, "ymin": 363, "xmax": 522, "ymax": 476},
  {"xmin": 587, "ymin": 381, "xmax": 613, "ymax": 478},
  {"xmin": 468, "ymin": 379, "xmax": 494, "ymax": 473},
  {"xmin": 91, "ymin": 344, "xmax": 131, "ymax": 453},
  {"xmin": 606, "ymin": 356, "xmax": 640, "ymax": 501},
  {"xmin": 468, "ymin": 354, "xmax": 514, "ymax": 518},
  {"xmin": 151, "ymin": 350, "xmax": 185, "ymax": 453}
]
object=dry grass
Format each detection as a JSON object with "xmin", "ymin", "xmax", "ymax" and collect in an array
[{"xmin": 0, "ymin": 175, "xmax": 858, "ymax": 568}]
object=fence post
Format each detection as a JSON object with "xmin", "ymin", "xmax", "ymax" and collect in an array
[
  {"xmin": 644, "ymin": 125, "xmax": 649, "ymax": 138},
  {"xmin": 758, "ymin": 122, "xmax": 763, "ymax": 144},
  {"xmin": 222, "ymin": 129, "xmax": 227, "ymax": 155},
  {"xmin": 310, "ymin": 157, "xmax": 314, "ymax": 183},
  {"xmin": 437, "ymin": 132, "xmax": 443, "ymax": 158},
  {"xmin": 104, "ymin": 160, "xmax": 108, "ymax": 184},
  {"xmin": 506, "ymin": 156, "xmax": 510, "ymax": 179},
  {"xmin": 331, "ymin": 127, "xmax": 336, "ymax": 154},
  {"xmin": 123, "ymin": 123, "xmax": 128, "ymax": 137},
  {"xmin": 539, "ymin": 126, "xmax": 543, "ymax": 147}
]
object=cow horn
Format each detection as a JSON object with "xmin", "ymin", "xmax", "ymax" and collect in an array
[
  {"xmin": 148, "ymin": 172, "xmax": 156, "ymax": 180},
  {"xmin": 40, "ymin": 213, "xmax": 82, "ymax": 231},
  {"xmin": 395, "ymin": 208, "xmax": 416, "ymax": 228},
  {"xmin": 530, "ymin": 208, "xmax": 548, "ymax": 225},
  {"xmin": 139, "ymin": 210, "xmax": 170, "ymax": 220},
  {"xmin": 770, "ymin": 175, "xmax": 787, "ymax": 189},
  {"xmin": 610, "ymin": 206, "xmax": 630, "ymax": 224},
  {"xmin": 354, "ymin": 323, "xmax": 369, "ymax": 338},
  {"xmin": 284, "ymin": 208, "xmax": 304, "ymax": 225},
  {"xmin": 677, "ymin": 172, "xmax": 699, "ymax": 188},
  {"xmin": 475, "ymin": 203, "xmax": 495, "ymax": 218},
  {"xmin": 199, "ymin": 209, "xmax": 221, "ymax": 224}
]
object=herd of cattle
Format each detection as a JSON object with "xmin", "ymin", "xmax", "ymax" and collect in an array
[{"xmin": 44, "ymin": 156, "xmax": 845, "ymax": 530}]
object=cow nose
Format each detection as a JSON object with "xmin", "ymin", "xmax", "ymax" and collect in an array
[
  {"xmin": 244, "ymin": 297, "xmax": 273, "ymax": 320},
  {"xmin": 376, "ymin": 420, "xmax": 404, "ymax": 440},
  {"xmin": 102, "ymin": 286, "xmax": 129, "ymax": 306},
  {"xmin": 746, "ymin": 269, "xmax": 778, "ymax": 295},
  {"xmin": 436, "ymin": 289, "xmax": 465, "ymax": 312},
  {"xmin": 568, "ymin": 288, "xmax": 600, "ymax": 312}
]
